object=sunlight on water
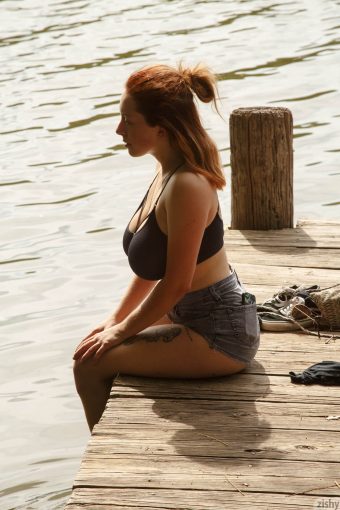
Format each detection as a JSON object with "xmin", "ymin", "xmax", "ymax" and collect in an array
[{"xmin": 1, "ymin": 0, "xmax": 340, "ymax": 508}]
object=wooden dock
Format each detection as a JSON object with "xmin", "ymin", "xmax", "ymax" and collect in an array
[{"xmin": 66, "ymin": 219, "xmax": 340, "ymax": 509}]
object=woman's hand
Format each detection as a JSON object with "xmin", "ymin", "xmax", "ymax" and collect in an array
[
  {"xmin": 80, "ymin": 315, "xmax": 117, "ymax": 343},
  {"xmin": 73, "ymin": 324, "xmax": 124, "ymax": 362}
]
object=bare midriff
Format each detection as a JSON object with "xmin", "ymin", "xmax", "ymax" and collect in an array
[{"xmin": 189, "ymin": 248, "xmax": 231, "ymax": 292}]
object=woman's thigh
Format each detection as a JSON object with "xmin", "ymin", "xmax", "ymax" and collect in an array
[
  {"xmin": 75, "ymin": 321, "xmax": 247, "ymax": 380},
  {"xmin": 150, "ymin": 314, "xmax": 173, "ymax": 326}
]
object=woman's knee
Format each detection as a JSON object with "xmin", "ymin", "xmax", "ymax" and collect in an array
[
  {"xmin": 73, "ymin": 356, "xmax": 116, "ymax": 394},
  {"xmin": 73, "ymin": 358, "xmax": 102, "ymax": 394},
  {"xmin": 73, "ymin": 359, "xmax": 89, "ymax": 394}
]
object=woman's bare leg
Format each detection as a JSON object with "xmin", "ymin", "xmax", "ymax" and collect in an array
[{"xmin": 73, "ymin": 316, "xmax": 246, "ymax": 431}]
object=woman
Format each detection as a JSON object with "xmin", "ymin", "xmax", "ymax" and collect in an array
[{"xmin": 73, "ymin": 63, "xmax": 260, "ymax": 431}]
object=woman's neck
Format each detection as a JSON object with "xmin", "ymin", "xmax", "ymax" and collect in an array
[{"xmin": 160, "ymin": 157, "xmax": 185, "ymax": 180}]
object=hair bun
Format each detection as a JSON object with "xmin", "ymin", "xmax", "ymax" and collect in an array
[{"xmin": 179, "ymin": 63, "xmax": 217, "ymax": 104}]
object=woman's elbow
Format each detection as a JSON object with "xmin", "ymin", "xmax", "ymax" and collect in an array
[{"xmin": 162, "ymin": 275, "xmax": 192, "ymax": 298}]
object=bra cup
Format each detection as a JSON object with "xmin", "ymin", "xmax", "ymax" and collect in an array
[
  {"xmin": 127, "ymin": 210, "xmax": 167, "ymax": 280},
  {"xmin": 123, "ymin": 207, "xmax": 224, "ymax": 281},
  {"xmin": 123, "ymin": 171, "xmax": 224, "ymax": 281}
]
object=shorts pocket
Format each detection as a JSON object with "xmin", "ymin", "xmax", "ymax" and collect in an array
[
  {"xmin": 213, "ymin": 304, "xmax": 260, "ymax": 346},
  {"xmin": 172, "ymin": 308, "xmax": 214, "ymax": 337},
  {"xmin": 174, "ymin": 304, "xmax": 212, "ymax": 321}
]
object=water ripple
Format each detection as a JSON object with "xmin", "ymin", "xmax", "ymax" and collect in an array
[
  {"xmin": 323, "ymin": 200, "xmax": 340, "ymax": 206},
  {"xmin": 0, "ymin": 481, "xmax": 44, "ymax": 498},
  {"xmin": 17, "ymin": 192, "xmax": 97, "ymax": 206},
  {"xmin": 45, "ymin": 48, "xmax": 152, "ymax": 74},
  {"xmin": 271, "ymin": 90, "xmax": 337, "ymax": 102},
  {"xmin": 1, "ymin": 126, "xmax": 44, "ymax": 135},
  {"xmin": 47, "ymin": 112, "xmax": 118, "ymax": 131},
  {"xmin": 55, "ymin": 151, "xmax": 115, "ymax": 167},
  {"xmin": 0, "ymin": 18, "xmax": 101, "ymax": 48},
  {"xmin": 0, "ymin": 257, "xmax": 41, "ymax": 266},
  {"xmin": 157, "ymin": 3, "xmax": 282, "ymax": 36},
  {"xmin": 0, "ymin": 180, "xmax": 32, "ymax": 187}
]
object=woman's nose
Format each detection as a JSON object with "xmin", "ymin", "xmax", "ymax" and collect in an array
[{"xmin": 116, "ymin": 119, "xmax": 125, "ymax": 136}]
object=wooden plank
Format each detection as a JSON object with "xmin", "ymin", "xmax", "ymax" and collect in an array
[
  {"xmin": 96, "ymin": 399, "xmax": 340, "ymax": 433},
  {"xmin": 84, "ymin": 434, "xmax": 340, "ymax": 463},
  {"xmin": 225, "ymin": 235, "xmax": 340, "ymax": 249},
  {"xmin": 249, "ymin": 332, "xmax": 339, "ymax": 351},
  {"xmin": 93, "ymin": 425, "xmax": 340, "ymax": 462},
  {"xmin": 94, "ymin": 423, "xmax": 340, "ymax": 457},
  {"xmin": 225, "ymin": 246, "xmax": 340, "ymax": 269},
  {"xmin": 224, "ymin": 223, "xmax": 340, "ymax": 250},
  {"xmin": 296, "ymin": 219, "xmax": 340, "ymax": 227},
  {"xmin": 246, "ymin": 355, "xmax": 340, "ymax": 376},
  {"xmin": 225, "ymin": 264, "xmax": 340, "ymax": 288},
  {"xmin": 66, "ymin": 488, "xmax": 321, "ymax": 509},
  {"xmin": 226, "ymin": 227, "xmax": 340, "ymax": 237},
  {"xmin": 108, "ymin": 374, "xmax": 340, "ymax": 405},
  {"xmin": 73, "ymin": 456, "xmax": 340, "ymax": 496},
  {"xmin": 227, "ymin": 227, "xmax": 340, "ymax": 236}
]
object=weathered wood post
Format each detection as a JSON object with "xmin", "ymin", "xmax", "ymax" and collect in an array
[{"xmin": 229, "ymin": 107, "xmax": 293, "ymax": 230}]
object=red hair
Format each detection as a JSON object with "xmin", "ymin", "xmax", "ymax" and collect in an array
[{"xmin": 125, "ymin": 63, "xmax": 226, "ymax": 189}]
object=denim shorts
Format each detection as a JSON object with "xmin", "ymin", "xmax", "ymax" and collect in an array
[{"xmin": 167, "ymin": 267, "xmax": 260, "ymax": 365}]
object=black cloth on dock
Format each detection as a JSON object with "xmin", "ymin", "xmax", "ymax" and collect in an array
[{"xmin": 289, "ymin": 361, "xmax": 340, "ymax": 385}]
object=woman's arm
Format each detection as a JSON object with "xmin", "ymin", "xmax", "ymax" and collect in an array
[
  {"xmin": 115, "ymin": 172, "xmax": 211, "ymax": 340},
  {"xmin": 112, "ymin": 275, "xmax": 158, "ymax": 323},
  {"xmin": 79, "ymin": 275, "xmax": 157, "ymax": 343},
  {"xmin": 74, "ymin": 172, "xmax": 211, "ymax": 360}
]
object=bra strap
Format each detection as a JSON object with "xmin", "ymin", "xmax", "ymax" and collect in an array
[
  {"xmin": 154, "ymin": 162, "xmax": 183, "ymax": 207},
  {"xmin": 134, "ymin": 171, "xmax": 159, "ymax": 231}
]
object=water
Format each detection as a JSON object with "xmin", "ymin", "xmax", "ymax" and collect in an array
[{"xmin": 1, "ymin": 0, "xmax": 340, "ymax": 508}]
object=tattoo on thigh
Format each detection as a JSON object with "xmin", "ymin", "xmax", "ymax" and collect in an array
[{"xmin": 123, "ymin": 326, "xmax": 183, "ymax": 345}]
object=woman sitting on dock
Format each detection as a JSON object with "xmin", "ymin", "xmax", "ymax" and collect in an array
[{"xmin": 73, "ymin": 63, "xmax": 260, "ymax": 431}]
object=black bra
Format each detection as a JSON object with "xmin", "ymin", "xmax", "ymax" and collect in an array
[{"xmin": 123, "ymin": 169, "xmax": 224, "ymax": 280}]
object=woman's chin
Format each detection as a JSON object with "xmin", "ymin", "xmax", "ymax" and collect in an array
[{"xmin": 126, "ymin": 145, "xmax": 145, "ymax": 157}]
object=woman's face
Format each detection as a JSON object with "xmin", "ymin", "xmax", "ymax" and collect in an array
[{"xmin": 116, "ymin": 93, "xmax": 161, "ymax": 157}]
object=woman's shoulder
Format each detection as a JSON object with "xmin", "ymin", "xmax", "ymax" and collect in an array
[
  {"xmin": 166, "ymin": 167, "xmax": 216, "ymax": 209},
  {"xmin": 172, "ymin": 167, "xmax": 215, "ymax": 191},
  {"xmin": 173, "ymin": 166, "xmax": 214, "ymax": 189}
]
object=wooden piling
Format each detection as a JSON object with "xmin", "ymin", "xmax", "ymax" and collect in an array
[{"xmin": 230, "ymin": 107, "xmax": 293, "ymax": 230}]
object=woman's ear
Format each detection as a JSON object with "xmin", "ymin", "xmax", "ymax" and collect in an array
[{"xmin": 157, "ymin": 125, "xmax": 166, "ymax": 138}]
